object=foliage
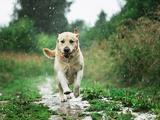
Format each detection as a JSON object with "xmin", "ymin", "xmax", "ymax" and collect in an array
[
  {"xmin": 121, "ymin": 0, "xmax": 160, "ymax": 19},
  {"xmin": 15, "ymin": 0, "xmax": 71, "ymax": 33},
  {"xmin": 82, "ymin": 0, "xmax": 160, "ymax": 43},
  {"xmin": 83, "ymin": 41, "xmax": 117, "ymax": 83},
  {"xmin": 81, "ymin": 2, "xmax": 160, "ymax": 85},
  {"xmin": 0, "ymin": 18, "xmax": 37, "ymax": 52},
  {"xmin": 36, "ymin": 33, "xmax": 57, "ymax": 52},
  {"xmin": 95, "ymin": 10, "xmax": 107, "ymax": 27},
  {"xmin": 109, "ymin": 17, "xmax": 160, "ymax": 85},
  {"xmin": 69, "ymin": 19, "xmax": 86, "ymax": 32}
]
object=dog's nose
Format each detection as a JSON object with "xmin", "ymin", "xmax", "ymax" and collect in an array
[{"xmin": 64, "ymin": 47, "xmax": 70, "ymax": 53}]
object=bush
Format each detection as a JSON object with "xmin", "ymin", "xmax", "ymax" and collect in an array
[
  {"xmin": 109, "ymin": 17, "xmax": 160, "ymax": 85},
  {"xmin": 36, "ymin": 33, "xmax": 56, "ymax": 52},
  {"xmin": 0, "ymin": 18, "xmax": 37, "ymax": 52},
  {"xmin": 121, "ymin": 0, "xmax": 160, "ymax": 20},
  {"xmin": 83, "ymin": 41, "xmax": 117, "ymax": 84}
]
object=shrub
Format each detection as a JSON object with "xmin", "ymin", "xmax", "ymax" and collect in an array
[
  {"xmin": 0, "ymin": 18, "xmax": 37, "ymax": 52},
  {"xmin": 36, "ymin": 33, "xmax": 56, "ymax": 53},
  {"xmin": 83, "ymin": 41, "xmax": 117, "ymax": 84},
  {"xmin": 110, "ymin": 17, "xmax": 160, "ymax": 85}
]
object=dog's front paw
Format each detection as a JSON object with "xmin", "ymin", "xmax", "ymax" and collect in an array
[
  {"xmin": 60, "ymin": 97, "xmax": 67, "ymax": 102},
  {"xmin": 60, "ymin": 95, "xmax": 67, "ymax": 102},
  {"xmin": 66, "ymin": 93, "xmax": 73, "ymax": 99}
]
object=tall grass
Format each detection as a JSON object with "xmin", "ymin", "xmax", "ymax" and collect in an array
[
  {"xmin": 0, "ymin": 52, "xmax": 53, "ymax": 85},
  {"xmin": 83, "ymin": 41, "xmax": 117, "ymax": 86}
]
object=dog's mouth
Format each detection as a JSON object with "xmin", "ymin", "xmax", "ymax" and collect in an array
[{"xmin": 63, "ymin": 53, "xmax": 70, "ymax": 58}]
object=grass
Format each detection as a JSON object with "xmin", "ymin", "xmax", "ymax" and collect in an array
[
  {"xmin": 0, "ymin": 52, "xmax": 53, "ymax": 120},
  {"xmin": 81, "ymin": 81, "xmax": 160, "ymax": 119},
  {"xmin": 0, "ymin": 51, "xmax": 160, "ymax": 120},
  {"xmin": 0, "ymin": 52, "xmax": 53, "ymax": 82},
  {"xmin": 0, "ymin": 76, "xmax": 52, "ymax": 120},
  {"xmin": 1, "ymin": 96, "xmax": 51, "ymax": 120},
  {"xmin": 83, "ymin": 41, "xmax": 117, "ymax": 84}
]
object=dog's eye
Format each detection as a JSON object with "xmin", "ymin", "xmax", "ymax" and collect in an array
[
  {"xmin": 60, "ymin": 40, "xmax": 65, "ymax": 43},
  {"xmin": 69, "ymin": 40, "xmax": 74, "ymax": 43}
]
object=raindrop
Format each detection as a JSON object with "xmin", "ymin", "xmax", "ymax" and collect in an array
[{"xmin": 33, "ymin": 7, "xmax": 36, "ymax": 10}]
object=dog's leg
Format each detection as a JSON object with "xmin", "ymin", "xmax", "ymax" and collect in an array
[
  {"xmin": 57, "ymin": 71, "xmax": 71, "ymax": 95},
  {"xmin": 74, "ymin": 70, "xmax": 83, "ymax": 97},
  {"xmin": 58, "ymin": 82, "xmax": 67, "ymax": 102}
]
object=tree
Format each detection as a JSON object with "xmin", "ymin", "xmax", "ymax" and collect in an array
[
  {"xmin": 95, "ymin": 10, "xmax": 107, "ymax": 27},
  {"xmin": 70, "ymin": 20, "xmax": 86, "ymax": 31},
  {"xmin": 14, "ymin": 0, "xmax": 71, "ymax": 34}
]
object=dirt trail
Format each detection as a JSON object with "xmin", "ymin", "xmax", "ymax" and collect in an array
[{"xmin": 36, "ymin": 77, "xmax": 91, "ymax": 120}]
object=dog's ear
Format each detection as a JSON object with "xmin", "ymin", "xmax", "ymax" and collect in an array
[
  {"xmin": 56, "ymin": 33, "xmax": 60, "ymax": 43},
  {"xmin": 43, "ymin": 48, "xmax": 55, "ymax": 59},
  {"xmin": 73, "ymin": 28, "xmax": 79, "ymax": 38}
]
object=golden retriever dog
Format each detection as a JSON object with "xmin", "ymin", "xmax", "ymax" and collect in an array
[{"xmin": 43, "ymin": 30, "xmax": 84, "ymax": 102}]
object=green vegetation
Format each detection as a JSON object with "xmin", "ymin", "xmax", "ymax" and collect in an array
[
  {"xmin": 0, "ymin": 0, "xmax": 160, "ymax": 119},
  {"xmin": 0, "ymin": 52, "xmax": 53, "ymax": 82},
  {"xmin": 109, "ymin": 17, "xmax": 160, "ymax": 85},
  {"xmin": 0, "ymin": 19, "xmax": 36, "ymax": 52},
  {"xmin": 82, "ymin": 3, "xmax": 160, "ymax": 86},
  {"xmin": 81, "ymin": 83, "xmax": 160, "ymax": 119},
  {"xmin": 15, "ymin": 0, "xmax": 71, "ymax": 33},
  {"xmin": 1, "ymin": 83, "xmax": 51, "ymax": 120},
  {"xmin": 0, "ymin": 53, "xmax": 53, "ymax": 119},
  {"xmin": 37, "ymin": 33, "xmax": 57, "ymax": 52}
]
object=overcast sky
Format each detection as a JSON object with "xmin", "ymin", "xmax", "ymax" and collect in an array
[
  {"xmin": 0, "ymin": 0, "xmax": 125, "ymax": 27},
  {"xmin": 67, "ymin": 0, "xmax": 125, "ymax": 26}
]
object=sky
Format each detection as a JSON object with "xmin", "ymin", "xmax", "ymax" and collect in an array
[
  {"xmin": 0, "ymin": 0, "xmax": 125, "ymax": 27},
  {"xmin": 0, "ymin": 0, "xmax": 16, "ymax": 27},
  {"xmin": 67, "ymin": 0, "xmax": 125, "ymax": 26}
]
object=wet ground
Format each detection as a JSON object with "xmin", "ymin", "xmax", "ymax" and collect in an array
[
  {"xmin": 35, "ymin": 77, "xmax": 157, "ymax": 120},
  {"xmin": 35, "ymin": 77, "xmax": 91, "ymax": 120}
]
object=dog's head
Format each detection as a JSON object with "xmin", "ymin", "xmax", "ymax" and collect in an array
[
  {"xmin": 43, "ymin": 30, "xmax": 79, "ymax": 59},
  {"xmin": 57, "ymin": 30, "xmax": 79, "ymax": 58}
]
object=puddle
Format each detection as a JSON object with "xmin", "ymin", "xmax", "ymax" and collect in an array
[{"xmin": 35, "ymin": 77, "xmax": 91, "ymax": 120}]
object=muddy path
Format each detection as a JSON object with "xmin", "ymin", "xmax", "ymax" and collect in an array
[{"xmin": 35, "ymin": 77, "xmax": 156, "ymax": 120}]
